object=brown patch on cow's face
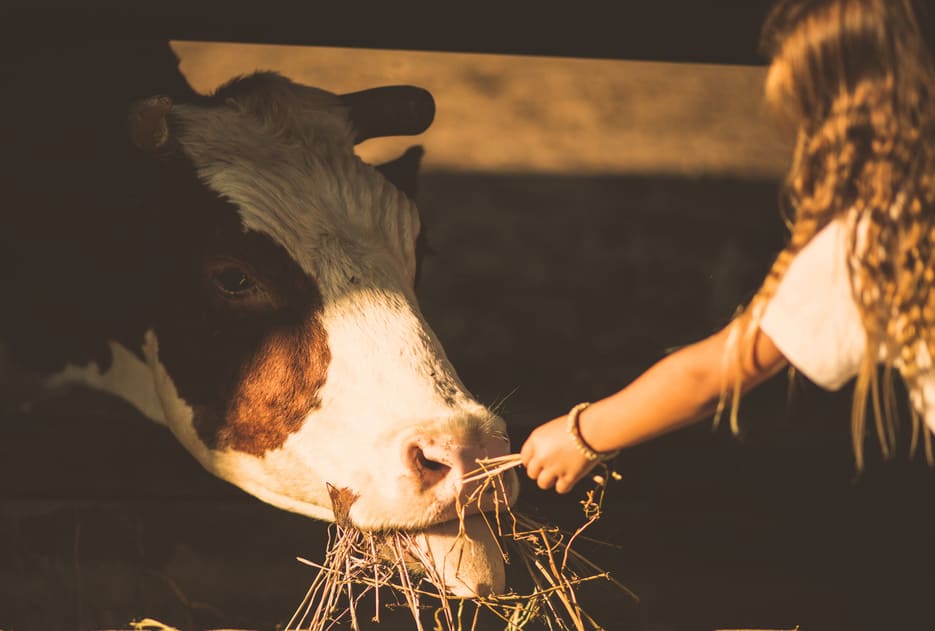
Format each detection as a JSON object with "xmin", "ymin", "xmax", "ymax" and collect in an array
[
  {"xmin": 150, "ymin": 156, "xmax": 331, "ymax": 456},
  {"xmin": 206, "ymin": 305, "xmax": 329, "ymax": 456}
]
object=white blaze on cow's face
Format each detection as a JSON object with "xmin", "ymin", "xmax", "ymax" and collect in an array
[{"xmin": 139, "ymin": 73, "xmax": 515, "ymax": 530}]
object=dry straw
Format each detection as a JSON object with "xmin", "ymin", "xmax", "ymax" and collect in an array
[{"xmin": 286, "ymin": 454, "xmax": 637, "ymax": 631}]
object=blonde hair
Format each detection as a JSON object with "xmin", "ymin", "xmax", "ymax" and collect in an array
[{"xmin": 727, "ymin": 0, "xmax": 935, "ymax": 467}]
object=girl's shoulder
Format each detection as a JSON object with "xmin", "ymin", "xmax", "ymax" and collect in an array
[{"xmin": 760, "ymin": 212, "xmax": 865, "ymax": 391}]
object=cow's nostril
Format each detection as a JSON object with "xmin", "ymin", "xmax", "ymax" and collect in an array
[
  {"xmin": 410, "ymin": 445, "xmax": 452, "ymax": 486},
  {"xmin": 419, "ymin": 451, "xmax": 448, "ymax": 472}
]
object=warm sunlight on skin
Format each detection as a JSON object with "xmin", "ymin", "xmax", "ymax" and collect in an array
[{"xmin": 522, "ymin": 323, "xmax": 788, "ymax": 493}]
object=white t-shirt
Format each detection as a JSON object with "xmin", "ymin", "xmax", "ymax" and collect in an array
[{"xmin": 759, "ymin": 215, "xmax": 935, "ymax": 433}]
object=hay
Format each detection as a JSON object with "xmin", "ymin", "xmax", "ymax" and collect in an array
[{"xmin": 286, "ymin": 454, "xmax": 635, "ymax": 631}]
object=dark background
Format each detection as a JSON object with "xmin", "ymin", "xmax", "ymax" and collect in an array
[
  {"xmin": 3, "ymin": 3, "xmax": 935, "ymax": 630},
  {"xmin": 3, "ymin": 2, "xmax": 778, "ymax": 65}
]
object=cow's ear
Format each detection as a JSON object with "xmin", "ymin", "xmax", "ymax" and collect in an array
[
  {"xmin": 128, "ymin": 95, "xmax": 174, "ymax": 152},
  {"xmin": 341, "ymin": 86, "xmax": 434, "ymax": 144},
  {"xmin": 376, "ymin": 146, "xmax": 424, "ymax": 201}
]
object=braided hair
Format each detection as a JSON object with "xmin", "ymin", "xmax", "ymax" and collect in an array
[{"xmin": 726, "ymin": 0, "xmax": 935, "ymax": 467}]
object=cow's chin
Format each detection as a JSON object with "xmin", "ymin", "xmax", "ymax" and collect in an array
[
  {"xmin": 406, "ymin": 513, "xmax": 507, "ymax": 597},
  {"xmin": 376, "ymin": 478, "xmax": 516, "ymax": 597},
  {"xmin": 323, "ymin": 482, "xmax": 515, "ymax": 598}
]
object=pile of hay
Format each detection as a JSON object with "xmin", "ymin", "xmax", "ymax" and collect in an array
[{"xmin": 286, "ymin": 455, "xmax": 635, "ymax": 631}]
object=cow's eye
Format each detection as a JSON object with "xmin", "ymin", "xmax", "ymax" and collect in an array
[
  {"xmin": 214, "ymin": 266, "xmax": 257, "ymax": 295},
  {"xmin": 204, "ymin": 259, "xmax": 277, "ymax": 311}
]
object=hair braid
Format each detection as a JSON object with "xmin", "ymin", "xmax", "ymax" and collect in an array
[{"xmin": 724, "ymin": 0, "xmax": 935, "ymax": 467}]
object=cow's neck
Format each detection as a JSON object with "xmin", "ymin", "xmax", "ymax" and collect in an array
[{"xmin": 42, "ymin": 338, "xmax": 167, "ymax": 425}]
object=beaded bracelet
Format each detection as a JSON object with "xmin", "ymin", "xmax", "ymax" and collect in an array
[{"xmin": 566, "ymin": 402, "xmax": 620, "ymax": 462}]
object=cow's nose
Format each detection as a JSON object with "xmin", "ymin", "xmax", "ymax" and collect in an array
[{"xmin": 406, "ymin": 442, "xmax": 488, "ymax": 490}]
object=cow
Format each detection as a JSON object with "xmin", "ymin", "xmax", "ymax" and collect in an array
[{"xmin": 0, "ymin": 40, "xmax": 516, "ymax": 595}]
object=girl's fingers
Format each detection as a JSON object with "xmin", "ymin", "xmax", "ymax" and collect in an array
[
  {"xmin": 536, "ymin": 470, "xmax": 558, "ymax": 490},
  {"xmin": 554, "ymin": 475, "xmax": 574, "ymax": 495}
]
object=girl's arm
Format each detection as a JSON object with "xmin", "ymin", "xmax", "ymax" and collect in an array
[{"xmin": 520, "ymin": 322, "xmax": 788, "ymax": 494}]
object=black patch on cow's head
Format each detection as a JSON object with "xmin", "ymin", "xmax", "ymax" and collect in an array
[{"xmin": 147, "ymin": 153, "xmax": 331, "ymax": 456}]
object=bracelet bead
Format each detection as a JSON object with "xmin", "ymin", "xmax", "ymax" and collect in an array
[{"xmin": 566, "ymin": 402, "xmax": 619, "ymax": 462}]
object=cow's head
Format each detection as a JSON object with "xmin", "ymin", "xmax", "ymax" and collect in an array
[{"xmin": 128, "ymin": 72, "xmax": 517, "ymax": 531}]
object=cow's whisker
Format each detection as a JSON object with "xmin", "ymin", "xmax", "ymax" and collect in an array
[{"xmin": 487, "ymin": 386, "xmax": 521, "ymax": 418}]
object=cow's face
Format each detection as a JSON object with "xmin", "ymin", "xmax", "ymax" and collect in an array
[{"xmin": 132, "ymin": 73, "xmax": 516, "ymax": 530}]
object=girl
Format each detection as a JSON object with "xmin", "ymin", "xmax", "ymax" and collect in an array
[{"xmin": 521, "ymin": 0, "xmax": 935, "ymax": 494}]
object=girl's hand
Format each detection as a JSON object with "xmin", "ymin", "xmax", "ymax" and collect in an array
[{"xmin": 520, "ymin": 415, "xmax": 598, "ymax": 494}]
